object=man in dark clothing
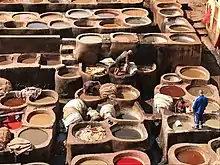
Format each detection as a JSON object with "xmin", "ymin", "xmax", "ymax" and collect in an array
[{"xmin": 192, "ymin": 90, "xmax": 208, "ymax": 129}]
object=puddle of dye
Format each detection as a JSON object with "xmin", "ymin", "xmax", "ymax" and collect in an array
[
  {"xmin": 69, "ymin": 11, "xmax": 91, "ymax": 18},
  {"xmin": 114, "ymin": 34, "xmax": 137, "ymax": 42},
  {"xmin": 113, "ymin": 128, "xmax": 141, "ymax": 139},
  {"xmin": 20, "ymin": 58, "xmax": 36, "ymax": 64},
  {"xmin": 126, "ymin": 18, "xmax": 146, "ymax": 24},
  {"xmin": 177, "ymin": 150, "xmax": 205, "ymax": 165},
  {"xmin": 80, "ymin": 93, "xmax": 101, "ymax": 100},
  {"xmin": 117, "ymin": 91, "xmax": 135, "ymax": 99},
  {"xmin": 102, "ymin": 23, "xmax": 119, "ymax": 27},
  {"xmin": 61, "ymin": 72, "xmax": 77, "ymax": 77},
  {"xmin": 181, "ymin": 69, "xmax": 206, "ymax": 78},
  {"xmin": 27, "ymin": 22, "xmax": 47, "ymax": 28},
  {"xmin": 34, "ymin": 96, "xmax": 55, "ymax": 104},
  {"xmin": 13, "ymin": 14, "xmax": 37, "ymax": 21},
  {"xmin": 117, "ymin": 114, "xmax": 138, "ymax": 120},
  {"xmin": 3, "ymin": 118, "xmax": 22, "ymax": 130},
  {"xmin": 79, "ymin": 160, "xmax": 107, "ymax": 165},
  {"xmin": 19, "ymin": 129, "xmax": 48, "ymax": 145},
  {"xmin": 51, "ymin": 22, "xmax": 70, "ymax": 28},
  {"xmin": 187, "ymin": 86, "xmax": 212, "ymax": 97},
  {"xmin": 97, "ymin": 13, "xmax": 116, "ymax": 17},
  {"xmin": 160, "ymin": 86, "xmax": 185, "ymax": 97},
  {"xmin": 3, "ymin": 98, "xmax": 25, "ymax": 107},
  {"xmin": 79, "ymin": 35, "xmax": 102, "ymax": 44},
  {"xmin": 123, "ymin": 9, "xmax": 146, "ymax": 17},
  {"xmin": 204, "ymin": 119, "xmax": 220, "ymax": 129},
  {"xmin": 172, "ymin": 122, "xmax": 192, "ymax": 131},
  {"xmin": 29, "ymin": 113, "xmax": 53, "ymax": 125},
  {"xmin": 116, "ymin": 157, "xmax": 143, "ymax": 165}
]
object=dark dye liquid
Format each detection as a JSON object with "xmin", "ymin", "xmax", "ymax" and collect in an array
[
  {"xmin": 117, "ymin": 114, "xmax": 138, "ymax": 120},
  {"xmin": 113, "ymin": 128, "xmax": 141, "ymax": 139},
  {"xmin": 3, "ymin": 98, "xmax": 25, "ymax": 107},
  {"xmin": 177, "ymin": 150, "xmax": 205, "ymax": 165},
  {"xmin": 21, "ymin": 58, "xmax": 36, "ymax": 64}
]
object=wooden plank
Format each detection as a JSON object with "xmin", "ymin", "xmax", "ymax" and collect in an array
[{"xmin": 0, "ymin": 35, "xmax": 61, "ymax": 53}]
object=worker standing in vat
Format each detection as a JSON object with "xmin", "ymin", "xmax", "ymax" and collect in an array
[{"xmin": 192, "ymin": 90, "xmax": 208, "ymax": 129}]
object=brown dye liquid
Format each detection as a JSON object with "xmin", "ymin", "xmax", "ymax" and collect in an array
[
  {"xmin": 51, "ymin": 22, "xmax": 70, "ymax": 28},
  {"xmin": 187, "ymin": 86, "xmax": 213, "ymax": 97},
  {"xmin": 27, "ymin": 22, "xmax": 47, "ymax": 28},
  {"xmin": 3, "ymin": 98, "xmax": 25, "ymax": 107},
  {"xmin": 117, "ymin": 91, "xmax": 135, "ymax": 99},
  {"xmin": 181, "ymin": 69, "xmax": 206, "ymax": 78},
  {"xmin": 126, "ymin": 18, "xmax": 146, "ymax": 24},
  {"xmin": 46, "ymin": 60, "xmax": 60, "ymax": 65},
  {"xmin": 19, "ymin": 129, "xmax": 48, "ymax": 145},
  {"xmin": 172, "ymin": 122, "xmax": 192, "ymax": 131},
  {"xmin": 177, "ymin": 150, "xmax": 205, "ymax": 165},
  {"xmin": 97, "ymin": 13, "xmax": 116, "ymax": 17},
  {"xmin": 204, "ymin": 119, "xmax": 220, "ymax": 129},
  {"xmin": 117, "ymin": 114, "xmax": 138, "ymax": 120},
  {"xmin": 79, "ymin": 160, "xmax": 107, "ymax": 165},
  {"xmin": 21, "ymin": 58, "xmax": 36, "ymax": 64},
  {"xmin": 41, "ymin": 15, "xmax": 63, "ymax": 22},
  {"xmin": 75, "ymin": 0, "xmax": 92, "ymax": 3},
  {"xmin": 34, "ymin": 96, "xmax": 55, "ymax": 104},
  {"xmin": 79, "ymin": 35, "xmax": 102, "ymax": 44},
  {"xmin": 13, "ymin": 14, "xmax": 37, "ymax": 21},
  {"xmin": 123, "ymin": 9, "xmax": 146, "ymax": 16},
  {"xmin": 0, "ymin": 60, "xmax": 11, "ymax": 65},
  {"xmin": 113, "ymin": 128, "xmax": 141, "ymax": 139},
  {"xmin": 160, "ymin": 86, "xmax": 185, "ymax": 97},
  {"xmin": 102, "ymin": 23, "xmax": 119, "ymax": 27},
  {"xmin": 80, "ymin": 93, "xmax": 101, "ymax": 100},
  {"xmin": 114, "ymin": 34, "xmax": 137, "ymax": 42},
  {"xmin": 29, "ymin": 113, "xmax": 53, "ymax": 125},
  {"xmin": 61, "ymin": 72, "xmax": 76, "ymax": 77}
]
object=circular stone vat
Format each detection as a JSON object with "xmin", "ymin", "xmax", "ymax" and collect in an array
[
  {"xmin": 18, "ymin": 128, "xmax": 48, "ymax": 145},
  {"xmin": 27, "ymin": 110, "xmax": 54, "ymax": 126},
  {"xmin": 122, "ymin": 8, "xmax": 148, "ymax": 17},
  {"xmin": 159, "ymin": 9, "xmax": 183, "ymax": 17},
  {"xmin": 66, "ymin": 9, "xmax": 92, "ymax": 19},
  {"xmin": 170, "ymin": 34, "xmax": 196, "ymax": 43},
  {"xmin": 4, "ymin": 21, "xmax": 24, "ymax": 28},
  {"xmin": 205, "ymin": 100, "xmax": 220, "ymax": 114},
  {"xmin": 161, "ymin": 73, "xmax": 182, "ymax": 84},
  {"xmin": 58, "ymin": 67, "xmax": 80, "ymax": 78},
  {"xmin": 169, "ymin": 24, "xmax": 191, "ymax": 31},
  {"xmin": 12, "ymin": 12, "xmax": 39, "ymax": 22},
  {"xmin": 168, "ymin": 115, "xmax": 193, "ymax": 131},
  {"xmin": 180, "ymin": 67, "xmax": 208, "ymax": 79},
  {"xmin": 125, "ymin": 17, "xmax": 151, "ymax": 26},
  {"xmin": 94, "ymin": 9, "xmax": 119, "ymax": 18},
  {"xmin": 17, "ymin": 53, "xmax": 37, "ymax": 64},
  {"xmin": 27, "ymin": 21, "xmax": 48, "ymax": 28},
  {"xmin": 111, "ymin": 32, "xmax": 138, "ymax": 42},
  {"xmin": 78, "ymin": 34, "xmax": 102, "ymax": 44},
  {"xmin": 203, "ymin": 114, "xmax": 220, "ymax": 129},
  {"xmin": 174, "ymin": 146, "xmax": 207, "ymax": 164},
  {"xmin": 40, "ymin": 12, "xmax": 64, "ymax": 23},
  {"xmin": 74, "ymin": 21, "xmax": 94, "ymax": 28},
  {"xmin": 209, "ymin": 138, "xmax": 220, "ymax": 155},
  {"xmin": 143, "ymin": 34, "xmax": 168, "ymax": 43},
  {"xmin": 1, "ymin": 94, "xmax": 26, "ymax": 108},
  {"xmin": 28, "ymin": 90, "xmax": 58, "ymax": 106},
  {"xmin": 111, "ymin": 125, "xmax": 142, "ymax": 140},
  {"xmin": 115, "ymin": 86, "xmax": 140, "ymax": 101},
  {"xmin": 186, "ymin": 85, "xmax": 214, "ymax": 97},
  {"xmin": 157, "ymin": 2, "xmax": 181, "ymax": 9},
  {"xmin": 0, "ymin": 55, "xmax": 12, "ymax": 65},
  {"xmin": 76, "ymin": 157, "xmax": 108, "ymax": 165},
  {"xmin": 49, "ymin": 20, "xmax": 71, "ymax": 29},
  {"xmin": 99, "ymin": 20, "xmax": 120, "ymax": 28},
  {"xmin": 166, "ymin": 16, "xmax": 187, "ymax": 24},
  {"xmin": 160, "ymin": 85, "xmax": 185, "ymax": 98}
]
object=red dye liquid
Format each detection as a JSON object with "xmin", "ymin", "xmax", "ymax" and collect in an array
[
  {"xmin": 116, "ymin": 157, "xmax": 143, "ymax": 165},
  {"xmin": 160, "ymin": 86, "xmax": 185, "ymax": 97},
  {"xmin": 2, "ymin": 118, "xmax": 22, "ymax": 130}
]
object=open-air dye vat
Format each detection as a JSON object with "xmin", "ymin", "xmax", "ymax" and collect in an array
[{"xmin": 159, "ymin": 85, "xmax": 185, "ymax": 98}]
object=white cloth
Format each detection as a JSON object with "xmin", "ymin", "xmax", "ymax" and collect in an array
[
  {"xmin": 100, "ymin": 104, "xmax": 115, "ymax": 119},
  {"xmin": 154, "ymin": 93, "xmax": 173, "ymax": 113},
  {"xmin": 63, "ymin": 99, "xmax": 87, "ymax": 115},
  {"xmin": 62, "ymin": 112, "xmax": 82, "ymax": 129}
]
